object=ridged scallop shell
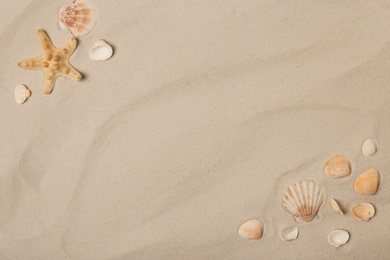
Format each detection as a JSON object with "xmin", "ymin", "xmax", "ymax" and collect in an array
[
  {"xmin": 59, "ymin": 0, "xmax": 97, "ymax": 37},
  {"xmin": 354, "ymin": 168, "xmax": 380, "ymax": 195},
  {"xmin": 89, "ymin": 40, "xmax": 113, "ymax": 61},
  {"xmin": 282, "ymin": 180, "xmax": 324, "ymax": 222},
  {"xmin": 328, "ymin": 230, "xmax": 349, "ymax": 248},
  {"xmin": 351, "ymin": 203, "xmax": 375, "ymax": 221},
  {"xmin": 329, "ymin": 199, "xmax": 343, "ymax": 215},
  {"xmin": 362, "ymin": 138, "xmax": 377, "ymax": 157},
  {"xmin": 324, "ymin": 155, "xmax": 351, "ymax": 179},
  {"xmin": 237, "ymin": 219, "xmax": 264, "ymax": 240},
  {"xmin": 280, "ymin": 226, "xmax": 298, "ymax": 241},
  {"xmin": 15, "ymin": 84, "xmax": 31, "ymax": 104}
]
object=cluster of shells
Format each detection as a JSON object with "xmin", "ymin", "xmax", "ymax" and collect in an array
[{"xmin": 238, "ymin": 138, "xmax": 380, "ymax": 248}]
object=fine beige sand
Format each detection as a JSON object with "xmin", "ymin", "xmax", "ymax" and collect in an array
[{"xmin": 1, "ymin": 1, "xmax": 390, "ymax": 259}]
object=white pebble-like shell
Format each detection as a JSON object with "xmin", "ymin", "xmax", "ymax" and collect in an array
[
  {"xmin": 89, "ymin": 40, "xmax": 113, "ymax": 61},
  {"xmin": 15, "ymin": 84, "xmax": 31, "ymax": 104},
  {"xmin": 328, "ymin": 230, "xmax": 349, "ymax": 248},
  {"xmin": 237, "ymin": 219, "xmax": 264, "ymax": 240},
  {"xmin": 362, "ymin": 138, "xmax": 377, "ymax": 157},
  {"xmin": 280, "ymin": 226, "xmax": 298, "ymax": 241}
]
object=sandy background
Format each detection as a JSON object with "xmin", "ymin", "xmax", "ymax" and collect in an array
[{"xmin": 1, "ymin": 0, "xmax": 390, "ymax": 259}]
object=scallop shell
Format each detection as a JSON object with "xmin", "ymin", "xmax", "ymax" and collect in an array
[
  {"xmin": 362, "ymin": 138, "xmax": 377, "ymax": 157},
  {"xmin": 354, "ymin": 168, "xmax": 380, "ymax": 195},
  {"xmin": 59, "ymin": 0, "xmax": 97, "ymax": 37},
  {"xmin": 329, "ymin": 199, "xmax": 343, "ymax": 215},
  {"xmin": 89, "ymin": 40, "xmax": 113, "ymax": 61},
  {"xmin": 323, "ymin": 155, "xmax": 351, "ymax": 179},
  {"xmin": 237, "ymin": 219, "xmax": 264, "ymax": 240},
  {"xmin": 280, "ymin": 226, "xmax": 298, "ymax": 241},
  {"xmin": 282, "ymin": 180, "xmax": 324, "ymax": 222},
  {"xmin": 14, "ymin": 84, "xmax": 31, "ymax": 104},
  {"xmin": 351, "ymin": 203, "xmax": 375, "ymax": 221},
  {"xmin": 328, "ymin": 230, "xmax": 349, "ymax": 248}
]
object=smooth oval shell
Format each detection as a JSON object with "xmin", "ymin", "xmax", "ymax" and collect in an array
[
  {"xmin": 282, "ymin": 180, "xmax": 324, "ymax": 222},
  {"xmin": 280, "ymin": 226, "xmax": 298, "ymax": 241},
  {"xmin": 362, "ymin": 138, "xmax": 377, "ymax": 157},
  {"xmin": 354, "ymin": 168, "xmax": 380, "ymax": 195},
  {"xmin": 324, "ymin": 155, "xmax": 351, "ymax": 179},
  {"xmin": 59, "ymin": 0, "xmax": 97, "ymax": 37},
  {"xmin": 351, "ymin": 203, "xmax": 375, "ymax": 221},
  {"xmin": 15, "ymin": 84, "xmax": 31, "ymax": 104},
  {"xmin": 329, "ymin": 199, "xmax": 343, "ymax": 215},
  {"xmin": 328, "ymin": 230, "xmax": 349, "ymax": 248},
  {"xmin": 237, "ymin": 219, "xmax": 264, "ymax": 240},
  {"xmin": 89, "ymin": 40, "xmax": 113, "ymax": 61}
]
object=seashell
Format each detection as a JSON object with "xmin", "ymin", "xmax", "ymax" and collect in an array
[
  {"xmin": 282, "ymin": 180, "xmax": 324, "ymax": 222},
  {"xmin": 14, "ymin": 84, "xmax": 31, "ymax": 104},
  {"xmin": 362, "ymin": 138, "xmax": 377, "ymax": 157},
  {"xmin": 280, "ymin": 226, "xmax": 298, "ymax": 241},
  {"xmin": 323, "ymin": 155, "xmax": 351, "ymax": 179},
  {"xmin": 329, "ymin": 199, "xmax": 343, "ymax": 215},
  {"xmin": 351, "ymin": 202, "xmax": 375, "ymax": 221},
  {"xmin": 354, "ymin": 168, "xmax": 380, "ymax": 195},
  {"xmin": 328, "ymin": 230, "xmax": 349, "ymax": 248},
  {"xmin": 59, "ymin": 0, "xmax": 97, "ymax": 37},
  {"xmin": 237, "ymin": 219, "xmax": 264, "ymax": 240},
  {"xmin": 89, "ymin": 40, "xmax": 113, "ymax": 61}
]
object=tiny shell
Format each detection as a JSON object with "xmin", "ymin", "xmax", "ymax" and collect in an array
[
  {"xmin": 351, "ymin": 203, "xmax": 375, "ymax": 221},
  {"xmin": 59, "ymin": 0, "xmax": 97, "ymax": 37},
  {"xmin": 89, "ymin": 40, "xmax": 113, "ymax": 61},
  {"xmin": 280, "ymin": 227, "xmax": 298, "ymax": 241},
  {"xmin": 354, "ymin": 168, "xmax": 380, "ymax": 195},
  {"xmin": 15, "ymin": 84, "xmax": 31, "ymax": 104},
  {"xmin": 329, "ymin": 199, "xmax": 343, "ymax": 215},
  {"xmin": 328, "ymin": 230, "xmax": 349, "ymax": 248},
  {"xmin": 282, "ymin": 180, "xmax": 324, "ymax": 222},
  {"xmin": 362, "ymin": 138, "xmax": 377, "ymax": 157},
  {"xmin": 238, "ymin": 219, "xmax": 264, "ymax": 240},
  {"xmin": 324, "ymin": 155, "xmax": 351, "ymax": 179}
]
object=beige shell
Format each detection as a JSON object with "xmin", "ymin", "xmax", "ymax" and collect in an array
[
  {"xmin": 362, "ymin": 138, "xmax": 377, "ymax": 157},
  {"xmin": 354, "ymin": 168, "xmax": 380, "ymax": 195},
  {"xmin": 89, "ymin": 40, "xmax": 113, "ymax": 61},
  {"xmin": 14, "ymin": 84, "xmax": 31, "ymax": 104},
  {"xmin": 323, "ymin": 155, "xmax": 351, "ymax": 179},
  {"xmin": 351, "ymin": 203, "xmax": 375, "ymax": 221},
  {"xmin": 237, "ymin": 219, "xmax": 264, "ymax": 240},
  {"xmin": 282, "ymin": 180, "xmax": 324, "ymax": 222},
  {"xmin": 328, "ymin": 230, "xmax": 349, "ymax": 248},
  {"xmin": 280, "ymin": 226, "xmax": 299, "ymax": 241},
  {"xmin": 59, "ymin": 0, "xmax": 97, "ymax": 37},
  {"xmin": 329, "ymin": 199, "xmax": 343, "ymax": 215}
]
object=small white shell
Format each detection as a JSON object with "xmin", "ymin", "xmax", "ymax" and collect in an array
[
  {"xmin": 237, "ymin": 219, "xmax": 264, "ymax": 240},
  {"xmin": 58, "ymin": 8, "xmax": 67, "ymax": 30},
  {"xmin": 280, "ymin": 227, "xmax": 298, "ymax": 241},
  {"xmin": 362, "ymin": 138, "xmax": 377, "ymax": 157},
  {"xmin": 15, "ymin": 84, "xmax": 31, "ymax": 104},
  {"xmin": 89, "ymin": 40, "xmax": 113, "ymax": 61},
  {"xmin": 329, "ymin": 199, "xmax": 343, "ymax": 215},
  {"xmin": 328, "ymin": 230, "xmax": 349, "ymax": 248}
]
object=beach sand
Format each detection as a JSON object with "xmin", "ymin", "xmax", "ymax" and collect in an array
[{"xmin": 1, "ymin": 1, "xmax": 389, "ymax": 259}]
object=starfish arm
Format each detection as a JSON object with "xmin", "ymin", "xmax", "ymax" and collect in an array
[
  {"xmin": 37, "ymin": 29, "xmax": 54, "ymax": 53},
  {"xmin": 64, "ymin": 38, "xmax": 78, "ymax": 56},
  {"xmin": 43, "ymin": 74, "xmax": 58, "ymax": 94},
  {"xmin": 63, "ymin": 64, "xmax": 82, "ymax": 81},
  {"xmin": 18, "ymin": 57, "xmax": 45, "ymax": 70}
]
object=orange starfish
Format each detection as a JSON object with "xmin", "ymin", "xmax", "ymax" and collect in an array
[{"xmin": 18, "ymin": 29, "xmax": 82, "ymax": 94}]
